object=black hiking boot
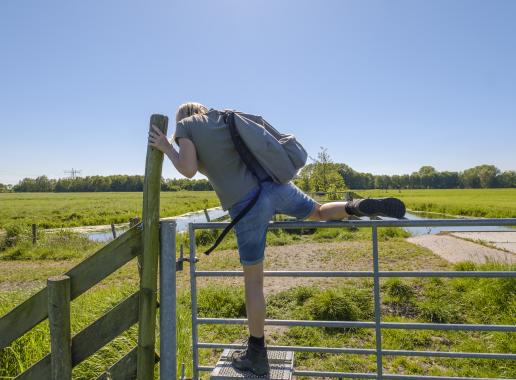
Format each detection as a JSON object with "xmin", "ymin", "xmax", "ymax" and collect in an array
[
  {"xmin": 346, "ymin": 197, "xmax": 406, "ymax": 219},
  {"xmin": 231, "ymin": 338, "xmax": 269, "ymax": 377}
]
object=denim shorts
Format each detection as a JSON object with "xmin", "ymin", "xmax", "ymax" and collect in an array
[{"xmin": 228, "ymin": 181, "xmax": 317, "ymax": 265}]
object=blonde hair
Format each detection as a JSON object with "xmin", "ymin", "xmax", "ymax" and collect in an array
[{"xmin": 176, "ymin": 102, "xmax": 208, "ymax": 123}]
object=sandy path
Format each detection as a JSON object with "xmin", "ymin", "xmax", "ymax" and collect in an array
[
  {"xmin": 193, "ymin": 240, "xmax": 450, "ymax": 296},
  {"xmin": 450, "ymin": 231, "xmax": 516, "ymax": 253},
  {"xmin": 407, "ymin": 234, "xmax": 515, "ymax": 264}
]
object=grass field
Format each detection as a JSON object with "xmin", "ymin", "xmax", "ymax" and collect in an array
[
  {"xmin": 1, "ymin": 226, "xmax": 515, "ymax": 379},
  {"xmin": 1, "ymin": 189, "xmax": 514, "ymax": 231},
  {"xmin": 0, "ymin": 191, "xmax": 220, "ymax": 229},
  {"xmin": 357, "ymin": 188, "xmax": 516, "ymax": 218},
  {"xmin": 1, "ymin": 188, "xmax": 515, "ymax": 377}
]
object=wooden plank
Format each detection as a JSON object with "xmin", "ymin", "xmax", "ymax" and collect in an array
[
  {"xmin": 16, "ymin": 291, "xmax": 140, "ymax": 379},
  {"xmin": 15, "ymin": 355, "xmax": 51, "ymax": 380},
  {"xmin": 96, "ymin": 347, "xmax": 159, "ymax": 380},
  {"xmin": 137, "ymin": 114, "xmax": 168, "ymax": 380},
  {"xmin": 0, "ymin": 226, "xmax": 142, "ymax": 349},
  {"xmin": 97, "ymin": 347, "xmax": 138, "ymax": 380},
  {"xmin": 0, "ymin": 288, "xmax": 48, "ymax": 350},
  {"xmin": 67, "ymin": 226, "xmax": 142, "ymax": 297},
  {"xmin": 48, "ymin": 275, "xmax": 72, "ymax": 380},
  {"xmin": 72, "ymin": 291, "xmax": 140, "ymax": 364}
]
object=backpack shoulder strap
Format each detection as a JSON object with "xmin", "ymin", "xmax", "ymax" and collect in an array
[
  {"xmin": 204, "ymin": 111, "xmax": 267, "ymax": 255},
  {"xmin": 225, "ymin": 111, "xmax": 269, "ymax": 181}
]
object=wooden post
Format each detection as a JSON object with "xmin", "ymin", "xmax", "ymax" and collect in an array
[
  {"xmin": 32, "ymin": 224, "xmax": 37, "ymax": 245},
  {"xmin": 111, "ymin": 223, "xmax": 117, "ymax": 239},
  {"xmin": 48, "ymin": 275, "xmax": 72, "ymax": 380},
  {"xmin": 137, "ymin": 114, "xmax": 168, "ymax": 380},
  {"xmin": 203, "ymin": 208, "xmax": 211, "ymax": 222}
]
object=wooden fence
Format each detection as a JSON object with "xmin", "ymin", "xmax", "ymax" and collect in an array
[{"xmin": 0, "ymin": 114, "xmax": 168, "ymax": 379}]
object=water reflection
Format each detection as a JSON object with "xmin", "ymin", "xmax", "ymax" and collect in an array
[
  {"xmin": 400, "ymin": 212, "xmax": 513, "ymax": 236},
  {"xmin": 84, "ymin": 209, "xmax": 513, "ymax": 242},
  {"xmin": 84, "ymin": 208, "xmax": 228, "ymax": 242}
]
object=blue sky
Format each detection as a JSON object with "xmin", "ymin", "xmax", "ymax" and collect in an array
[{"xmin": 1, "ymin": 0, "xmax": 515, "ymax": 185}]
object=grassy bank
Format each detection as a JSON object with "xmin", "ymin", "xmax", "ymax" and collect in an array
[
  {"xmin": 0, "ymin": 226, "xmax": 103, "ymax": 260},
  {"xmin": 0, "ymin": 191, "xmax": 220, "ymax": 229},
  {"xmin": 357, "ymin": 188, "xmax": 516, "ymax": 218},
  {"xmin": 1, "ymin": 224, "xmax": 514, "ymax": 379}
]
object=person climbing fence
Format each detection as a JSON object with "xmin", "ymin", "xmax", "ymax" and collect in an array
[{"xmin": 148, "ymin": 102, "xmax": 406, "ymax": 376}]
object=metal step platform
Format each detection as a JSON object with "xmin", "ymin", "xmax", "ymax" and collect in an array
[{"xmin": 210, "ymin": 349, "xmax": 294, "ymax": 380}]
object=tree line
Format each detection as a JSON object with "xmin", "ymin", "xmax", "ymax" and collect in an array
[
  {"xmin": 3, "ymin": 175, "xmax": 213, "ymax": 192},
  {"xmin": 293, "ymin": 148, "xmax": 515, "ymax": 192},
  {"xmin": 2, "ymin": 158, "xmax": 514, "ymax": 193}
]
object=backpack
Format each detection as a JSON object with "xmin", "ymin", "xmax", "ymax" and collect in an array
[{"xmin": 204, "ymin": 110, "xmax": 307, "ymax": 255}]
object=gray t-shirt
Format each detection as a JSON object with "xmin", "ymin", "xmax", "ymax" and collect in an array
[{"xmin": 174, "ymin": 109, "xmax": 258, "ymax": 210}]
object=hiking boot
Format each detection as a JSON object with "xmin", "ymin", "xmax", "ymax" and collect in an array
[
  {"xmin": 346, "ymin": 197, "xmax": 406, "ymax": 219},
  {"xmin": 231, "ymin": 339, "xmax": 269, "ymax": 376}
]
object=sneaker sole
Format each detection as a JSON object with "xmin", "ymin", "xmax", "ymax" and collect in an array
[
  {"xmin": 231, "ymin": 353, "xmax": 269, "ymax": 377},
  {"xmin": 231, "ymin": 361, "xmax": 268, "ymax": 377},
  {"xmin": 358, "ymin": 198, "xmax": 406, "ymax": 219}
]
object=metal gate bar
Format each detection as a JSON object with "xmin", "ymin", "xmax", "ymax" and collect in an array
[
  {"xmin": 197, "ymin": 342, "xmax": 516, "ymax": 360},
  {"xmin": 188, "ymin": 218, "xmax": 516, "ymax": 379}
]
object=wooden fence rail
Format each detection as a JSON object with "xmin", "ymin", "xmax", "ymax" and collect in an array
[
  {"xmin": 0, "ymin": 225, "xmax": 143, "ymax": 350},
  {"xmin": 16, "ymin": 291, "xmax": 141, "ymax": 379},
  {"xmin": 1, "ymin": 114, "xmax": 168, "ymax": 379}
]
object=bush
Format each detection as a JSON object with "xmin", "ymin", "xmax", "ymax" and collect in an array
[
  {"xmin": 378, "ymin": 227, "xmax": 410, "ymax": 240},
  {"xmin": 454, "ymin": 261, "xmax": 477, "ymax": 271},
  {"xmin": 0, "ymin": 229, "xmax": 102, "ymax": 260},
  {"xmin": 385, "ymin": 279, "xmax": 414, "ymax": 302},
  {"xmin": 197, "ymin": 286, "xmax": 246, "ymax": 318},
  {"xmin": 0, "ymin": 223, "xmax": 31, "ymax": 250},
  {"xmin": 293, "ymin": 286, "xmax": 316, "ymax": 305},
  {"xmin": 417, "ymin": 300, "xmax": 463, "ymax": 324},
  {"xmin": 195, "ymin": 229, "xmax": 219, "ymax": 246},
  {"xmin": 305, "ymin": 287, "xmax": 373, "ymax": 323}
]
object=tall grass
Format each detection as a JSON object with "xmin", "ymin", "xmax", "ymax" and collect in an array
[{"xmin": 0, "ymin": 226, "xmax": 102, "ymax": 260}]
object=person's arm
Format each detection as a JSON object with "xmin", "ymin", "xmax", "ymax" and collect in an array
[{"xmin": 148, "ymin": 125, "xmax": 198, "ymax": 178}]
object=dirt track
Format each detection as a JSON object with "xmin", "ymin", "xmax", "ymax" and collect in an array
[{"xmin": 407, "ymin": 232, "xmax": 516, "ymax": 264}]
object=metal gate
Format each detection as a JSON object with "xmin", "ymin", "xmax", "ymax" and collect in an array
[{"xmin": 185, "ymin": 218, "xmax": 516, "ymax": 379}]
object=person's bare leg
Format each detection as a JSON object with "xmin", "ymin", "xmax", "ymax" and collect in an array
[
  {"xmin": 243, "ymin": 261, "xmax": 265, "ymax": 338},
  {"xmin": 307, "ymin": 202, "xmax": 349, "ymax": 221},
  {"xmin": 232, "ymin": 261, "xmax": 269, "ymax": 376}
]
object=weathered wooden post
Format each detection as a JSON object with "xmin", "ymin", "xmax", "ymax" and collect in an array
[
  {"xmin": 137, "ymin": 114, "xmax": 168, "ymax": 380},
  {"xmin": 130, "ymin": 217, "xmax": 141, "ymax": 228},
  {"xmin": 203, "ymin": 208, "xmax": 211, "ymax": 222},
  {"xmin": 47, "ymin": 275, "xmax": 72, "ymax": 380},
  {"xmin": 32, "ymin": 224, "xmax": 37, "ymax": 245},
  {"xmin": 111, "ymin": 223, "xmax": 117, "ymax": 239}
]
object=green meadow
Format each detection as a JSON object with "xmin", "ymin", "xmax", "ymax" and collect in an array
[
  {"xmin": 1, "ymin": 227, "xmax": 514, "ymax": 379},
  {"xmin": 1, "ymin": 189, "xmax": 514, "ymax": 231},
  {"xmin": 357, "ymin": 188, "xmax": 516, "ymax": 218},
  {"xmin": 0, "ymin": 191, "xmax": 220, "ymax": 229},
  {"xmin": 0, "ymin": 188, "xmax": 515, "ymax": 378}
]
